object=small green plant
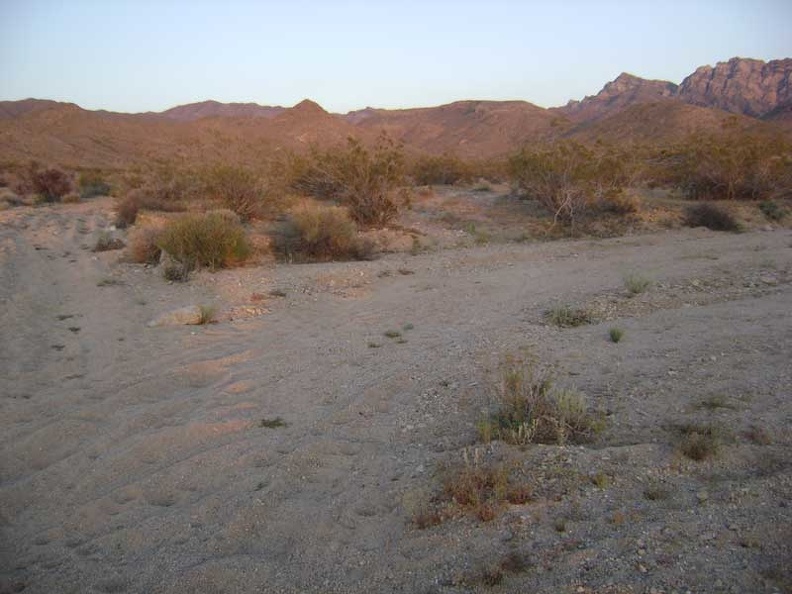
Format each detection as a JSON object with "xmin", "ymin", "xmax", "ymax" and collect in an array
[
  {"xmin": 685, "ymin": 203, "xmax": 741, "ymax": 232},
  {"xmin": 609, "ymin": 327, "xmax": 624, "ymax": 343},
  {"xmin": 623, "ymin": 272, "xmax": 651, "ymax": 295},
  {"xmin": 402, "ymin": 323, "xmax": 414, "ymax": 331},
  {"xmin": 259, "ymin": 417, "xmax": 287, "ymax": 428},
  {"xmin": 545, "ymin": 304, "xmax": 592, "ymax": 328},
  {"xmin": 197, "ymin": 305, "xmax": 216, "ymax": 325},
  {"xmin": 478, "ymin": 358, "xmax": 601, "ymax": 446},
  {"xmin": 367, "ymin": 341, "xmax": 381, "ymax": 349},
  {"xmin": 590, "ymin": 472, "xmax": 609, "ymax": 488},
  {"xmin": 157, "ymin": 211, "xmax": 251, "ymax": 271},
  {"xmin": 384, "ymin": 329, "xmax": 402, "ymax": 339}
]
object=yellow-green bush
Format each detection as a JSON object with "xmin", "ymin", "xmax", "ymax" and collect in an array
[
  {"xmin": 157, "ymin": 211, "xmax": 251, "ymax": 271},
  {"xmin": 271, "ymin": 203, "xmax": 372, "ymax": 262}
]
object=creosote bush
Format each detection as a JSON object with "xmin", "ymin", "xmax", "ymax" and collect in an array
[
  {"xmin": 115, "ymin": 187, "xmax": 187, "ymax": 228},
  {"xmin": 202, "ymin": 164, "xmax": 279, "ymax": 221},
  {"xmin": 685, "ymin": 203, "xmax": 741, "ymax": 231},
  {"xmin": 478, "ymin": 358, "xmax": 601, "ymax": 446},
  {"xmin": 157, "ymin": 211, "xmax": 251, "ymax": 271},
  {"xmin": 78, "ymin": 170, "xmax": 112, "ymax": 199},
  {"xmin": 271, "ymin": 203, "xmax": 373, "ymax": 262},
  {"xmin": 288, "ymin": 135, "xmax": 408, "ymax": 226},
  {"xmin": 410, "ymin": 153, "xmax": 473, "ymax": 186}
]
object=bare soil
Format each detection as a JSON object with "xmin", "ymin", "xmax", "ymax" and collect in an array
[{"xmin": 1, "ymin": 195, "xmax": 790, "ymax": 594}]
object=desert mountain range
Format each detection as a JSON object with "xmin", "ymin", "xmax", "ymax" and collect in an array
[{"xmin": 0, "ymin": 57, "xmax": 789, "ymax": 168}]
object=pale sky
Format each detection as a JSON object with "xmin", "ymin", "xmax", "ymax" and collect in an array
[{"xmin": 1, "ymin": 0, "xmax": 790, "ymax": 114}]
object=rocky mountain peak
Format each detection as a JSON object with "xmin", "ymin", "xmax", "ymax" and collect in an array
[{"xmin": 677, "ymin": 57, "xmax": 792, "ymax": 117}]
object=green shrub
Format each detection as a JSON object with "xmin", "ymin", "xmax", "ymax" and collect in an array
[
  {"xmin": 685, "ymin": 203, "xmax": 740, "ymax": 231},
  {"xmin": 624, "ymin": 272, "xmax": 651, "ymax": 295},
  {"xmin": 157, "ymin": 211, "xmax": 251, "ymax": 271},
  {"xmin": 609, "ymin": 327, "xmax": 624, "ymax": 343},
  {"xmin": 271, "ymin": 203, "xmax": 373, "ymax": 262}
]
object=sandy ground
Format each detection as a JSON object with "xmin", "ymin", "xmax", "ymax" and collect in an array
[{"xmin": 1, "ymin": 197, "xmax": 790, "ymax": 594}]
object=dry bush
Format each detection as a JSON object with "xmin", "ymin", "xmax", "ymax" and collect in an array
[
  {"xmin": 157, "ymin": 211, "xmax": 250, "ymax": 271},
  {"xmin": 508, "ymin": 141, "xmax": 630, "ymax": 227},
  {"xmin": 478, "ymin": 357, "xmax": 601, "ymax": 445},
  {"xmin": 685, "ymin": 203, "xmax": 741, "ymax": 231},
  {"xmin": 410, "ymin": 153, "xmax": 473, "ymax": 185},
  {"xmin": 115, "ymin": 187, "xmax": 187, "ymax": 228},
  {"xmin": 92, "ymin": 231, "xmax": 125, "ymax": 252},
  {"xmin": 28, "ymin": 164, "xmax": 73, "ymax": 202},
  {"xmin": 288, "ymin": 135, "xmax": 408, "ymax": 226},
  {"xmin": 78, "ymin": 170, "xmax": 112, "ymax": 199},
  {"xmin": 61, "ymin": 192, "xmax": 81, "ymax": 204},
  {"xmin": 271, "ymin": 203, "xmax": 373, "ymax": 262},
  {"xmin": 127, "ymin": 226, "xmax": 164, "ymax": 264},
  {"xmin": 202, "ymin": 164, "xmax": 281, "ymax": 221},
  {"xmin": 660, "ymin": 129, "xmax": 792, "ymax": 201}
]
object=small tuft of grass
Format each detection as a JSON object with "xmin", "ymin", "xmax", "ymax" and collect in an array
[
  {"xmin": 643, "ymin": 482, "xmax": 671, "ymax": 501},
  {"xmin": 197, "ymin": 305, "xmax": 216, "ymax": 325},
  {"xmin": 259, "ymin": 417, "xmax": 287, "ymax": 429},
  {"xmin": 545, "ymin": 304, "xmax": 592, "ymax": 328},
  {"xmin": 163, "ymin": 263, "xmax": 190, "ymax": 282},
  {"xmin": 402, "ymin": 322, "xmax": 414, "ymax": 331},
  {"xmin": 269, "ymin": 288, "xmax": 287, "ymax": 298},
  {"xmin": 623, "ymin": 272, "xmax": 651, "ymax": 295},
  {"xmin": 743, "ymin": 425, "xmax": 773, "ymax": 445},
  {"xmin": 384, "ymin": 329, "xmax": 402, "ymax": 339},
  {"xmin": 590, "ymin": 472, "xmax": 609, "ymax": 488},
  {"xmin": 397, "ymin": 268, "xmax": 414, "ymax": 275},
  {"xmin": 609, "ymin": 327, "xmax": 624, "ymax": 343},
  {"xmin": 478, "ymin": 357, "xmax": 602, "ymax": 446},
  {"xmin": 96, "ymin": 277, "xmax": 124, "ymax": 287},
  {"xmin": 367, "ymin": 341, "xmax": 382, "ymax": 349},
  {"xmin": 696, "ymin": 395, "xmax": 736, "ymax": 411}
]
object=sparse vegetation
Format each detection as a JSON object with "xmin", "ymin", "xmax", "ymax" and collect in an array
[
  {"xmin": 609, "ymin": 327, "xmax": 624, "ymax": 343},
  {"xmin": 259, "ymin": 417, "xmax": 287, "ymax": 429},
  {"xmin": 675, "ymin": 423, "xmax": 722, "ymax": 461},
  {"xmin": 156, "ymin": 211, "xmax": 251, "ymax": 271},
  {"xmin": 545, "ymin": 304, "xmax": 593, "ymax": 328},
  {"xmin": 383, "ymin": 330, "xmax": 402, "ymax": 339},
  {"xmin": 202, "ymin": 164, "xmax": 280, "ymax": 221},
  {"xmin": 289, "ymin": 135, "xmax": 408, "ymax": 226},
  {"xmin": 410, "ymin": 152, "xmax": 472, "ymax": 186},
  {"xmin": 127, "ymin": 226, "xmax": 163, "ymax": 264},
  {"xmin": 759, "ymin": 199, "xmax": 786, "ymax": 221},
  {"xmin": 271, "ymin": 203, "xmax": 373, "ymax": 262},
  {"xmin": 92, "ymin": 231, "xmax": 125, "ymax": 252},
  {"xmin": 78, "ymin": 171, "xmax": 112, "ymax": 199},
  {"xmin": 685, "ymin": 202, "xmax": 741, "ymax": 231},
  {"xmin": 624, "ymin": 272, "xmax": 651, "ymax": 295},
  {"xmin": 478, "ymin": 358, "xmax": 601, "ymax": 446},
  {"xmin": 28, "ymin": 164, "xmax": 73, "ymax": 202},
  {"xmin": 197, "ymin": 304, "xmax": 216, "ymax": 324}
]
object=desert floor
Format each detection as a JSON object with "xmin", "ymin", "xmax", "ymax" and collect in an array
[{"xmin": 1, "ymin": 195, "xmax": 790, "ymax": 594}]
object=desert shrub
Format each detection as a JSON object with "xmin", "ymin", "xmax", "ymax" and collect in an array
[
  {"xmin": 624, "ymin": 272, "xmax": 651, "ymax": 295},
  {"xmin": 661, "ymin": 130, "xmax": 792, "ymax": 201},
  {"xmin": 545, "ymin": 304, "xmax": 592, "ymax": 327},
  {"xmin": 676, "ymin": 423, "xmax": 722, "ymax": 461},
  {"xmin": 28, "ymin": 164, "xmax": 73, "ymax": 202},
  {"xmin": 271, "ymin": 203, "xmax": 373, "ymax": 262},
  {"xmin": 478, "ymin": 358, "xmax": 601, "ymax": 446},
  {"xmin": 289, "ymin": 135, "xmax": 408, "ymax": 226},
  {"xmin": 609, "ymin": 327, "xmax": 624, "ymax": 343},
  {"xmin": 78, "ymin": 170, "xmax": 112, "ymax": 198},
  {"xmin": 92, "ymin": 231, "xmax": 125, "ymax": 252},
  {"xmin": 157, "ymin": 211, "xmax": 250, "ymax": 271},
  {"xmin": 685, "ymin": 203, "xmax": 740, "ymax": 231},
  {"xmin": 508, "ymin": 141, "xmax": 628, "ymax": 226},
  {"xmin": 410, "ymin": 153, "xmax": 473, "ymax": 185},
  {"xmin": 759, "ymin": 200, "xmax": 786, "ymax": 221},
  {"xmin": 61, "ymin": 192, "xmax": 81, "ymax": 204},
  {"xmin": 127, "ymin": 226, "xmax": 163, "ymax": 264},
  {"xmin": 115, "ymin": 187, "xmax": 187, "ymax": 228},
  {"xmin": 202, "ymin": 164, "xmax": 278, "ymax": 221}
]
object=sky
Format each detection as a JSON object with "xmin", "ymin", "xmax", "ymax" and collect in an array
[{"xmin": 1, "ymin": 0, "xmax": 791, "ymax": 114}]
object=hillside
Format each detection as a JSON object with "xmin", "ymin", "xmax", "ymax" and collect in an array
[{"xmin": 0, "ymin": 57, "xmax": 790, "ymax": 167}]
